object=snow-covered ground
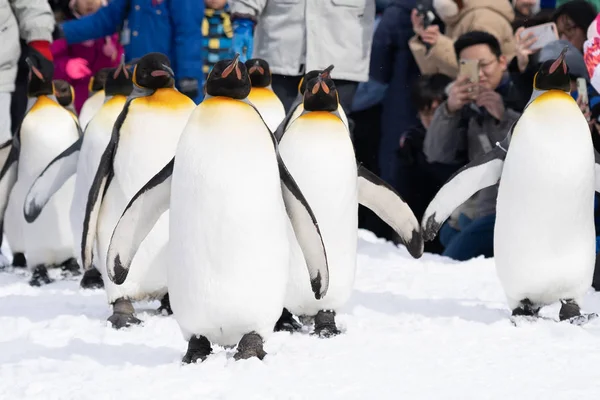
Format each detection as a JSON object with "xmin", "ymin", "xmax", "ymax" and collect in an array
[{"xmin": 2, "ymin": 230, "xmax": 600, "ymax": 399}]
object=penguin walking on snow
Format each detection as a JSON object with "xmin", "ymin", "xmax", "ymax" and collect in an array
[
  {"xmin": 245, "ymin": 58, "xmax": 285, "ymax": 132},
  {"xmin": 274, "ymin": 66, "xmax": 349, "ymax": 141},
  {"xmin": 0, "ymin": 49, "xmax": 80, "ymax": 286},
  {"xmin": 79, "ymin": 68, "xmax": 110, "ymax": 130},
  {"xmin": 79, "ymin": 53, "xmax": 195, "ymax": 328},
  {"xmin": 421, "ymin": 48, "xmax": 599, "ymax": 324},
  {"xmin": 23, "ymin": 63, "xmax": 134, "ymax": 291},
  {"xmin": 275, "ymin": 70, "xmax": 424, "ymax": 336},
  {"xmin": 104, "ymin": 54, "xmax": 329, "ymax": 363}
]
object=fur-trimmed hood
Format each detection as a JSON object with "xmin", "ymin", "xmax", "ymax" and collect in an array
[{"xmin": 433, "ymin": 0, "xmax": 515, "ymax": 27}]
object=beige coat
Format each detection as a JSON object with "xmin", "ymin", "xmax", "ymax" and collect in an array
[{"xmin": 409, "ymin": 0, "xmax": 515, "ymax": 78}]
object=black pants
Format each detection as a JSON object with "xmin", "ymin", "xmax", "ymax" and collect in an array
[
  {"xmin": 10, "ymin": 40, "xmax": 29, "ymax": 134},
  {"xmin": 271, "ymin": 74, "xmax": 358, "ymax": 134}
]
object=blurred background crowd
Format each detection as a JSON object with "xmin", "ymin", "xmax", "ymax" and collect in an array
[{"xmin": 4, "ymin": 0, "xmax": 600, "ymax": 271}]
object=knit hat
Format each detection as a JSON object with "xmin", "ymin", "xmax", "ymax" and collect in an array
[
  {"xmin": 553, "ymin": 0, "xmax": 598, "ymax": 32},
  {"xmin": 539, "ymin": 39, "xmax": 590, "ymax": 79}
]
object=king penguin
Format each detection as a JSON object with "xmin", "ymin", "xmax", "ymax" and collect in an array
[
  {"xmin": 421, "ymin": 47, "xmax": 600, "ymax": 324},
  {"xmin": 53, "ymin": 79, "xmax": 79, "ymax": 120},
  {"xmin": 23, "ymin": 62, "xmax": 134, "ymax": 291},
  {"xmin": 245, "ymin": 58, "xmax": 285, "ymax": 132},
  {"xmin": 103, "ymin": 54, "xmax": 329, "ymax": 363},
  {"xmin": 80, "ymin": 53, "xmax": 195, "ymax": 328},
  {"xmin": 274, "ymin": 66, "xmax": 349, "ymax": 142},
  {"xmin": 0, "ymin": 49, "xmax": 80, "ymax": 285},
  {"xmin": 79, "ymin": 68, "xmax": 110, "ymax": 130},
  {"xmin": 275, "ymin": 71, "xmax": 424, "ymax": 336}
]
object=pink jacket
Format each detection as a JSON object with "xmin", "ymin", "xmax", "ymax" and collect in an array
[{"xmin": 51, "ymin": 34, "xmax": 123, "ymax": 113}]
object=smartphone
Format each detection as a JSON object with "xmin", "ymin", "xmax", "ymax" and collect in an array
[
  {"xmin": 577, "ymin": 77, "xmax": 588, "ymax": 104},
  {"xmin": 459, "ymin": 59, "xmax": 479, "ymax": 83},
  {"xmin": 519, "ymin": 22, "xmax": 559, "ymax": 51}
]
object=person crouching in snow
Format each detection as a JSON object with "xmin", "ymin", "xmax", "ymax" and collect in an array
[{"xmin": 51, "ymin": 0, "xmax": 123, "ymax": 115}]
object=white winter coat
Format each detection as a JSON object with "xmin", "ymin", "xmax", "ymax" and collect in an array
[{"xmin": 230, "ymin": 0, "xmax": 376, "ymax": 82}]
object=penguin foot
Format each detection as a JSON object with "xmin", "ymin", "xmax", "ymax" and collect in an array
[
  {"xmin": 29, "ymin": 265, "xmax": 54, "ymax": 286},
  {"xmin": 559, "ymin": 299, "xmax": 581, "ymax": 321},
  {"xmin": 565, "ymin": 313, "xmax": 599, "ymax": 326},
  {"xmin": 274, "ymin": 308, "xmax": 302, "ymax": 333},
  {"xmin": 157, "ymin": 293, "xmax": 173, "ymax": 315},
  {"xmin": 511, "ymin": 299, "xmax": 540, "ymax": 317},
  {"xmin": 80, "ymin": 267, "xmax": 104, "ymax": 289},
  {"xmin": 108, "ymin": 298, "xmax": 141, "ymax": 329},
  {"xmin": 59, "ymin": 257, "xmax": 81, "ymax": 277},
  {"xmin": 299, "ymin": 315, "xmax": 315, "ymax": 326},
  {"xmin": 234, "ymin": 332, "xmax": 267, "ymax": 361},
  {"xmin": 182, "ymin": 335, "xmax": 212, "ymax": 364},
  {"xmin": 12, "ymin": 252, "xmax": 27, "ymax": 269},
  {"xmin": 311, "ymin": 310, "xmax": 341, "ymax": 338}
]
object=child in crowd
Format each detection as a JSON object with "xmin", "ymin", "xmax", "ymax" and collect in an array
[
  {"xmin": 203, "ymin": 0, "xmax": 233, "ymax": 81},
  {"xmin": 51, "ymin": 0, "xmax": 123, "ymax": 114}
]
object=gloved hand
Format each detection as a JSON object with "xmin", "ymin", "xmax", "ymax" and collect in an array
[
  {"xmin": 178, "ymin": 78, "xmax": 199, "ymax": 101},
  {"xmin": 231, "ymin": 17, "xmax": 255, "ymax": 63},
  {"xmin": 27, "ymin": 41, "xmax": 54, "ymax": 81},
  {"xmin": 66, "ymin": 58, "xmax": 91, "ymax": 79}
]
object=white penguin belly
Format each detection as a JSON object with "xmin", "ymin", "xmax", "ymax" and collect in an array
[
  {"xmin": 495, "ymin": 95, "xmax": 595, "ymax": 309},
  {"xmin": 279, "ymin": 112, "xmax": 358, "ymax": 316},
  {"xmin": 286, "ymin": 103, "xmax": 349, "ymax": 132},
  {"xmin": 79, "ymin": 90, "xmax": 105, "ymax": 131},
  {"xmin": 247, "ymin": 87, "xmax": 285, "ymax": 133},
  {"xmin": 70, "ymin": 98, "xmax": 125, "ymax": 266},
  {"xmin": 16, "ymin": 105, "xmax": 79, "ymax": 267},
  {"xmin": 96, "ymin": 104, "xmax": 192, "ymax": 303},
  {"xmin": 169, "ymin": 98, "xmax": 289, "ymax": 345}
]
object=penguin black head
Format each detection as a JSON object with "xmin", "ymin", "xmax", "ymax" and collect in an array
[
  {"xmin": 132, "ymin": 53, "xmax": 175, "ymax": 90},
  {"xmin": 89, "ymin": 68, "xmax": 110, "ymax": 93},
  {"xmin": 533, "ymin": 47, "xmax": 571, "ymax": 92},
  {"xmin": 303, "ymin": 68, "xmax": 338, "ymax": 112},
  {"xmin": 104, "ymin": 64, "xmax": 134, "ymax": 97},
  {"xmin": 298, "ymin": 65, "xmax": 334, "ymax": 95},
  {"xmin": 52, "ymin": 80, "xmax": 75, "ymax": 107},
  {"xmin": 205, "ymin": 54, "xmax": 251, "ymax": 99},
  {"xmin": 245, "ymin": 58, "xmax": 272, "ymax": 88},
  {"xmin": 26, "ymin": 50, "xmax": 54, "ymax": 97}
]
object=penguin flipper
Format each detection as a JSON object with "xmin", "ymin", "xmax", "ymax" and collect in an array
[
  {"xmin": 421, "ymin": 141, "xmax": 508, "ymax": 241},
  {"xmin": 0, "ymin": 142, "xmax": 19, "ymax": 230},
  {"xmin": 274, "ymin": 98, "xmax": 302, "ymax": 143},
  {"xmin": 277, "ymin": 153, "xmax": 329, "ymax": 299},
  {"xmin": 23, "ymin": 137, "xmax": 82, "ymax": 223},
  {"xmin": 357, "ymin": 165, "xmax": 424, "ymax": 259},
  {"xmin": 594, "ymin": 149, "xmax": 600, "ymax": 193},
  {"xmin": 106, "ymin": 158, "xmax": 173, "ymax": 285}
]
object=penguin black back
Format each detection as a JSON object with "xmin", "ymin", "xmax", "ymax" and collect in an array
[
  {"xmin": 303, "ymin": 72, "xmax": 338, "ymax": 112},
  {"xmin": 245, "ymin": 58, "xmax": 271, "ymax": 88},
  {"xmin": 53, "ymin": 80, "xmax": 74, "ymax": 107},
  {"xmin": 133, "ymin": 52, "xmax": 175, "ymax": 90},
  {"xmin": 298, "ymin": 65, "xmax": 334, "ymax": 95},
  {"xmin": 105, "ymin": 65, "xmax": 134, "ymax": 97},
  {"xmin": 26, "ymin": 50, "xmax": 54, "ymax": 97},
  {"xmin": 533, "ymin": 47, "xmax": 571, "ymax": 92},
  {"xmin": 205, "ymin": 54, "xmax": 251, "ymax": 99}
]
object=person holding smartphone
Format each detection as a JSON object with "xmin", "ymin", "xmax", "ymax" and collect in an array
[{"xmin": 422, "ymin": 31, "xmax": 523, "ymax": 261}]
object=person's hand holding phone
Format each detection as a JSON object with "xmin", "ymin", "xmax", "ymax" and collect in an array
[
  {"xmin": 476, "ymin": 86, "xmax": 505, "ymax": 121},
  {"xmin": 515, "ymin": 27, "xmax": 538, "ymax": 73},
  {"xmin": 411, "ymin": 9, "xmax": 440, "ymax": 46},
  {"xmin": 446, "ymin": 75, "xmax": 478, "ymax": 114}
]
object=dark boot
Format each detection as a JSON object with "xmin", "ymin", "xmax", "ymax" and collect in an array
[
  {"xmin": 107, "ymin": 298, "xmax": 141, "ymax": 329},
  {"xmin": 274, "ymin": 308, "xmax": 302, "ymax": 333},
  {"xmin": 234, "ymin": 332, "xmax": 267, "ymax": 361},
  {"xmin": 157, "ymin": 293, "xmax": 173, "ymax": 315},
  {"xmin": 80, "ymin": 267, "xmax": 104, "ymax": 289},
  {"xmin": 311, "ymin": 310, "xmax": 341, "ymax": 338},
  {"xmin": 12, "ymin": 252, "xmax": 26, "ymax": 269},
  {"xmin": 29, "ymin": 265, "xmax": 53, "ymax": 286},
  {"xmin": 182, "ymin": 335, "xmax": 212, "ymax": 364}
]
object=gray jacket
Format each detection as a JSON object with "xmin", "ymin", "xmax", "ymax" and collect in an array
[
  {"xmin": 423, "ymin": 101, "xmax": 520, "ymax": 219},
  {"xmin": 230, "ymin": 0, "xmax": 376, "ymax": 82},
  {"xmin": 0, "ymin": 0, "xmax": 54, "ymax": 92}
]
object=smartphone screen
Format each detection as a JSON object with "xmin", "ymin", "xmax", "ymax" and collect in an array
[
  {"xmin": 520, "ymin": 22, "xmax": 559, "ymax": 51},
  {"xmin": 577, "ymin": 77, "xmax": 588, "ymax": 104}
]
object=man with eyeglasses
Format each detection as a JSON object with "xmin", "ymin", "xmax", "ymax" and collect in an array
[{"xmin": 422, "ymin": 31, "xmax": 524, "ymax": 261}]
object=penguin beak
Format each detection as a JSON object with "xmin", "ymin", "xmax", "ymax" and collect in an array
[
  {"xmin": 320, "ymin": 64, "xmax": 334, "ymax": 79},
  {"xmin": 222, "ymin": 53, "xmax": 242, "ymax": 80},
  {"xmin": 311, "ymin": 76, "xmax": 330, "ymax": 95},
  {"xmin": 549, "ymin": 47, "xmax": 568, "ymax": 75},
  {"xmin": 26, "ymin": 58, "xmax": 45, "ymax": 81},
  {"xmin": 151, "ymin": 64, "xmax": 174, "ymax": 78},
  {"xmin": 249, "ymin": 64, "xmax": 264, "ymax": 75}
]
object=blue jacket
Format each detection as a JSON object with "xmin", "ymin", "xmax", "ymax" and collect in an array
[{"xmin": 61, "ymin": 0, "xmax": 204, "ymax": 103}]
